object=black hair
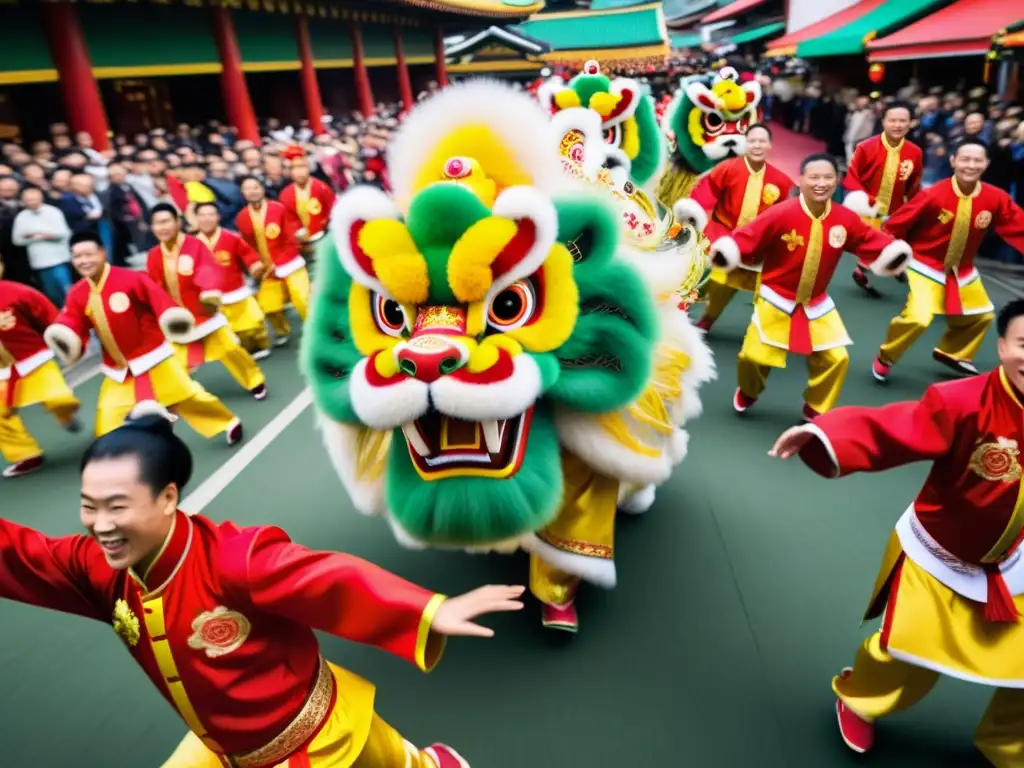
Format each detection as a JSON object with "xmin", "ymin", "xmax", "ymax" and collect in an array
[
  {"xmin": 238, "ymin": 174, "xmax": 264, "ymax": 188},
  {"xmin": 800, "ymin": 153, "xmax": 839, "ymax": 174},
  {"xmin": 19, "ymin": 184, "xmax": 44, "ymax": 196},
  {"xmin": 69, "ymin": 231, "xmax": 104, "ymax": 249},
  {"xmin": 149, "ymin": 202, "xmax": 181, "ymax": 223},
  {"xmin": 745, "ymin": 122, "xmax": 772, "ymax": 140},
  {"xmin": 81, "ymin": 413, "xmax": 193, "ymax": 495},
  {"xmin": 997, "ymin": 299, "xmax": 1024, "ymax": 337},
  {"xmin": 193, "ymin": 201, "xmax": 220, "ymax": 215},
  {"xmin": 882, "ymin": 101, "xmax": 913, "ymax": 119},
  {"xmin": 954, "ymin": 137, "xmax": 989, "ymax": 157}
]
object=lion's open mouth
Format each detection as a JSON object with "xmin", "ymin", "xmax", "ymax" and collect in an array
[{"xmin": 401, "ymin": 408, "xmax": 533, "ymax": 479}]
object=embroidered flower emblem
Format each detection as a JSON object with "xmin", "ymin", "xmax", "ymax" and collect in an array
[
  {"xmin": 974, "ymin": 211, "xmax": 992, "ymax": 230},
  {"xmin": 762, "ymin": 184, "xmax": 780, "ymax": 205},
  {"xmin": 782, "ymin": 229, "xmax": 805, "ymax": 252},
  {"xmin": 187, "ymin": 606, "xmax": 251, "ymax": 658},
  {"xmin": 306, "ymin": 198, "xmax": 323, "ymax": 216},
  {"xmin": 898, "ymin": 159, "xmax": 914, "ymax": 181},
  {"xmin": 265, "ymin": 223, "xmax": 282, "ymax": 240},
  {"xmin": 969, "ymin": 437, "xmax": 1022, "ymax": 483},
  {"xmin": 112, "ymin": 599, "xmax": 140, "ymax": 647}
]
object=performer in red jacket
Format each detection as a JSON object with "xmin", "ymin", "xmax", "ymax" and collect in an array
[
  {"xmin": 46, "ymin": 232, "xmax": 242, "ymax": 443},
  {"xmin": 710, "ymin": 154, "xmax": 910, "ymax": 419},
  {"xmin": 146, "ymin": 203, "xmax": 267, "ymax": 399},
  {"xmin": 0, "ymin": 268, "xmax": 80, "ymax": 478},
  {"xmin": 278, "ymin": 145, "xmax": 335, "ymax": 255},
  {"xmin": 768, "ymin": 298, "xmax": 1024, "ymax": 765},
  {"xmin": 873, "ymin": 138, "xmax": 1024, "ymax": 383},
  {"xmin": 842, "ymin": 102, "xmax": 923, "ymax": 295},
  {"xmin": 0, "ymin": 404, "xmax": 522, "ymax": 767},
  {"xmin": 674, "ymin": 124, "xmax": 795, "ymax": 332}
]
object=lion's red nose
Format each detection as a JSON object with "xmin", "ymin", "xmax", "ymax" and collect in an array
[{"xmin": 396, "ymin": 335, "xmax": 466, "ymax": 383}]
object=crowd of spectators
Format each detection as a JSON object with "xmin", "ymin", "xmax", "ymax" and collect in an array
[{"xmin": 0, "ymin": 103, "xmax": 404, "ymax": 306}]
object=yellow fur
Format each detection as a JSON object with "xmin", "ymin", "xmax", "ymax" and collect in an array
[
  {"xmin": 502, "ymin": 245, "xmax": 579, "ymax": 352},
  {"xmin": 714, "ymin": 80, "xmax": 748, "ymax": 114},
  {"xmin": 357, "ymin": 220, "xmax": 430, "ymax": 305},
  {"xmin": 466, "ymin": 340, "xmax": 501, "ymax": 373},
  {"xmin": 349, "ymin": 284, "xmax": 395, "ymax": 357},
  {"xmin": 483, "ymin": 334, "xmax": 524, "ymax": 358},
  {"xmin": 687, "ymin": 107, "xmax": 707, "ymax": 147},
  {"xmin": 411, "ymin": 125, "xmax": 534, "ymax": 201},
  {"xmin": 554, "ymin": 90, "xmax": 582, "ymax": 109},
  {"xmin": 588, "ymin": 91, "xmax": 621, "ymax": 118},
  {"xmin": 373, "ymin": 348, "xmax": 401, "ymax": 378},
  {"xmin": 620, "ymin": 116, "xmax": 640, "ymax": 160},
  {"xmin": 450, "ymin": 160, "xmax": 498, "ymax": 208},
  {"xmin": 448, "ymin": 217, "xmax": 519, "ymax": 303}
]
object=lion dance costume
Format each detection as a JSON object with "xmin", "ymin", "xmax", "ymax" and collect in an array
[{"xmin": 302, "ymin": 79, "xmax": 705, "ymax": 635}]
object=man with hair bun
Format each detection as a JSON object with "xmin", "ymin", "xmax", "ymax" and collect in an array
[
  {"xmin": 0, "ymin": 401, "xmax": 522, "ymax": 767},
  {"xmin": 45, "ymin": 232, "xmax": 243, "ymax": 443}
]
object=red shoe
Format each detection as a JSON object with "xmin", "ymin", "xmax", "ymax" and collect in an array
[
  {"xmin": 226, "ymin": 420, "xmax": 244, "ymax": 446},
  {"xmin": 541, "ymin": 601, "xmax": 578, "ymax": 633},
  {"xmin": 423, "ymin": 744, "xmax": 471, "ymax": 768},
  {"xmin": 696, "ymin": 316, "xmax": 714, "ymax": 333},
  {"xmin": 3, "ymin": 455, "xmax": 43, "ymax": 478},
  {"xmin": 852, "ymin": 266, "xmax": 881, "ymax": 297},
  {"xmin": 801, "ymin": 403, "xmax": 819, "ymax": 422},
  {"xmin": 932, "ymin": 349, "xmax": 979, "ymax": 376},
  {"xmin": 733, "ymin": 387, "xmax": 757, "ymax": 414},
  {"xmin": 871, "ymin": 356, "xmax": 891, "ymax": 383},
  {"xmin": 836, "ymin": 668, "xmax": 874, "ymax": 754}
]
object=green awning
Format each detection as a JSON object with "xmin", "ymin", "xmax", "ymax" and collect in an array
[
  {"xmin": 671, "ymin": 33, "xmax": 702, "ymax": 48},
  {"xmin": 730, "ymin": 21, "xmax": 785, "ymax": 45},
  {"xmin": 517, "ymin": 6, "xmax": 665, "ymax": 49},
  {"xmin": 797, "ymin": 0, "xmax": 948, "ymax": 58},
  {"xmin": 590, "ymin": 0, "xmax": 652, "ymax": 8}
]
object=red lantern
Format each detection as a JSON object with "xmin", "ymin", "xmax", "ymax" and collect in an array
[{"xmin": 868, "ymin": 62, "xmax": 885, "ymax": 84}]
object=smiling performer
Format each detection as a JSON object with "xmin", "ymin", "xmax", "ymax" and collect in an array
[
  {"xmin": 0, "ymin": 269, "xmax": 81, "ymax": 478},
  {"xmin": 767, "ymin": 299, "xmax": 1024, "ymax": 765},
  {"xmin": 45, "ymin": 232, "xmax": 242, "ymax": 443},
  {"xmin": 235, "ymin": 175, "xmax": 310, "ymax": 345},
  {"xmin": 279, "ymin": 145, "xmax": 335, "ymax": 256},
  {"xmin": 873, "ymin": 138, "xmax": 1024, "ymax": 384},
  {"xmin": 843, "ymin": 102, "xmax": 923, "ymax": 295},
  {"xmin": 672, "ymin": 123, "xmax": 794, "ymax": 333},
  {"xmin": 710, "ymin": 154, "xmax": 911, "ymax": 419},
  {"xmin": 303, "ymin": 81, "xmax": 662, "ymax": 634},
  {"xmin": 146, "ymin": 203, "xmax": 267, "ymax": 400},
  {"xmin": 0, "ymin": 404, "xmax": 520, "ymax": 767}
]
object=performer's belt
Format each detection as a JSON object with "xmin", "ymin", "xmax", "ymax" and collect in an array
[{"xmin": 230, "ymin": 657, "xmax": 335, "ymax": 767}]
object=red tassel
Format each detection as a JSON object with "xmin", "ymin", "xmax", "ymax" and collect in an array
[
  {"xmin": 4, "ymin": 367, "xmax": 20, "ymax": 409},
  {"xmin": 187, "ymin": 342, "xmax": 205, "ymax": 370},
  {"xmin": 983, "ymin": 565, "xmax": 1020, "ymax": 623},
  {"xmin": 133, "ymin": 372, "xmax": 155, "ymax": 403},
  {"xmin": 789, "ymin": 305, "xmax": 813, "ymax": 356},
  {"xmin": 944, "ymin": 274, "xmax": 962, "ymax": 316}
]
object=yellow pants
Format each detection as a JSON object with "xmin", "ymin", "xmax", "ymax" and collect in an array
[
  {"xmin": 835, "ymin": 633, "xmax": 1024, "ymax": 767},
  {"xmin": 879, "ymin": 270, "xmax": 994, "ymax": 364},
  {"xmin": 174, "ymin": 326, "xmax": 265, "ymax": 392},
  {"xmin": 737, "ymin": 322, "xmax": 849, "ymax": 413},
  {"xmin": 221, "ymin": 296, "xmax": 271, "ymax": 353},
  {"xmin": 700, "ymin": 268, "xmax": 758, "ymax": 324},
  {"xmin": 94, "ymin": 356, "xmax": 237, "ymax": 439},
  {"xmin": 0, "ymin": 360, "xmax": 80, "ymax": 463},
  {"xmin": 530, "ymin": 555, "xmax": 581, "ymax": 607},
  {"xmin": 258, "ymin": 268, "xmax": 310, "ymax": 339}
]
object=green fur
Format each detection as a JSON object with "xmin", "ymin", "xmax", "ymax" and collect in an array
[
  {"xmin": 385, "ymin": 402, "xmax": 563, "ymax": 544},
  {"xmin": 301, "ymin": 236, "xmax": 361, "ymax": 424},
  {"xmin": 570, "ymin": 73, "xmax": 612, "ymax": 108},
  {"xmin": 628, "ymin": 91, "xmax": 664, "ymax": 187}
]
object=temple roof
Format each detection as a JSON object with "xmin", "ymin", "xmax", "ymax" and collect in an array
[{"xmin": 390, "ymin": 0, "xmax": 546, "ymax": 17}]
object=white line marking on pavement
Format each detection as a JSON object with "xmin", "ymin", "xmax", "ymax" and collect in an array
[{"xmin": 180, "ymin": 388, "xmax": 313, "ymax": 515}]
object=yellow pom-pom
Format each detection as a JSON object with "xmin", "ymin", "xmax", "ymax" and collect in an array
[
  {"xmin": 553, "ymin": 90, "xmax": 582, "ymax": 110},
  {"xmin": 447, "ymin": 217, "xmax": 519, "ymax": 303},
  {"xmin": 588, "ymin": 91, "xmax": 621, "ymax": 118},
  {"xmin": 358, "ymin": 219, "xmax": 430, "ymax": 305}
]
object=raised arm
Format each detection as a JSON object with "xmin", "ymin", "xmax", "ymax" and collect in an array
[
  {"xmin": 133, "ymin": 272, "xmax": 195, "ymax": 342},
  {"xmin": 993, "ymin": 192, "xmax": 1024, "ymax": 254},
  {"xmin": 45, "ymin": 285, "xmax": 91, "ymax": 365},
  {"xmin": 846, "ymin": 213, "xmax": 911, "ymax": 277},
  {"xmin": 674, "ymin": 164, "xmax": 725, "ymax": 232},
  {"xmin": 882, "ymin": 185, "xmax": 932, "ymax": 241},
  {"xmin": 709, "ymin": 203, "xmax": 782, "ymax": 271},
  {"xmin": 0, "ymin": 518, "xmax": 113, "ymax": 622},
  {"xmin": 15, "ymin": 282, "xmax": 58, "ymax": 332}
]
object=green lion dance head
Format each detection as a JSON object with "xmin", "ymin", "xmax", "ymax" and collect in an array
[
  {"xmin": 538, "ymin": 60, "xmax": 664, "ymax": 188},
  {"xmin": 302, "ymin": 81, "xmax": 659, "ymax": 550}
]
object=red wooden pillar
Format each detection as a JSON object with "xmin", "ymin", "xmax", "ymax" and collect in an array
[
  {"xmin": 210, "ymin": 7, "xmax": 261, "ymax": 145},
  {"xmin": 41, "ymin": 2, "xmax": 111, "ymax": 151},
  {"xmin": 350, "ymin": 22, "xmax": 376, "ymax": 118},
  {"xmin": 434, "ymin": 27, "xmax": 449, "ymax": 87},
  {"xmin": 393, "ymin": 26, "xmax": 414, "ymax": 113},
  {"xmin": 295, "ymin": 13, "xmax": 326, "ymax": 134}
]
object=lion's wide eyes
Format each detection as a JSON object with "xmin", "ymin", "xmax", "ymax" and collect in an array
[
  {"xmin": 372, "ymin": 293, "xmax": 406, "ymax": 337},
  {"xmin": 487, "ymin": 279, "xmax": 537, "ymax": 331}
]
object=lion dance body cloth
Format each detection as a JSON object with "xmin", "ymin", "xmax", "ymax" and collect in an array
[{"xmin": 302, "ymin": 79, "xmax": 699, "ymax": 634}]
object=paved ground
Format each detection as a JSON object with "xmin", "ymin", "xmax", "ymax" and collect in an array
[{"xmin": 3, "ymin": 263, "xmax": 1016, "ymax": 767}]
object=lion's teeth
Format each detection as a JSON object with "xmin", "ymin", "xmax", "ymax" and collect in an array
[
  {"xmin": 402, "ymin": 423, "xmax": 430, "ymax": 457},
  {"xmin": 482, "ymin": 420, "xmax": 501, "ymax": 454}
]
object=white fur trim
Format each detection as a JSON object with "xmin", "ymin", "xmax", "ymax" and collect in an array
[
  {"xmin": 520, "ymin": 533, "xmax": 617, "ymax": 588},
  {"xmin": 315, "ymin": 412, "xmax": 387, "ymax": 516},
  {"xmin": 536, "ymin": 76, "xmax": 568, "ymax": 113},
  {"xmin": 604, "ymin": 77, "xmax": 643, "ymax": 125},
  {"xmin": 198, "ymin": 290, "xmax": 222, "ymax": 304},
  {"xmin": 43, "ymin": 323, "xmax": 83, "ymax": 366},
  {"xmin": 387, "ymin": 80, "xmax": 563, "ymax": 209},
  {"xmin": 128, "ymin": 401, "xmax": 178, "ymax": 423},
  {"xmin": 555, "ymin": 408, "xmax": 675, "ymax": 486},
  {"xmin": 385, "ymin": 514, "xmax": 430, "ymax": 551},
  {"xmin": 431, "ymin": 353, "xmax": 543, "ymax": 422},
  {"xmin": 619, "ymin": 484, "xmax": 656, "ymax": 515},
  {"xmin": 669, "ymin": 427, "xmax": 689, "ymax": 464},
  {"xmin": 672, "ymin": 198, "xmax": 709, "ymax": 233},
  {"xmin": 158, "ymin": 307, "xmax": 196, "ymax": 342},
  {"xmin": 488, "ymin": 186, "xmax": 559, "ymax": 295},
  {"xmin": 710, "ymin": 235, "xmax": 741, "ymax": 272},
  {"xmin": 870, "ymin": 239, "xmax": 911, "ymax": 277},
  {"xmin": 549, "ymin": 107, "xmax": 608, "ymax": 179},
  {"xmin": 348, "ymin": 357, "xmax": 430, "ymax": 430},
  {"xmin": 329, "ymin": 185, "xmax": 400, "ymax": 297},
  {"xmin": 842, "ymin": 189, "xmax": 878, "ymax": 218}
]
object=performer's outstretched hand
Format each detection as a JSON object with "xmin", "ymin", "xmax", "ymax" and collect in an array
[
  {"xmin": 432, "ymin": 585, "xmax": 525, "ymax": 638},
  {"xmin": 769, "ymin": 425, "xmax": 814, "ymax": 460}
]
